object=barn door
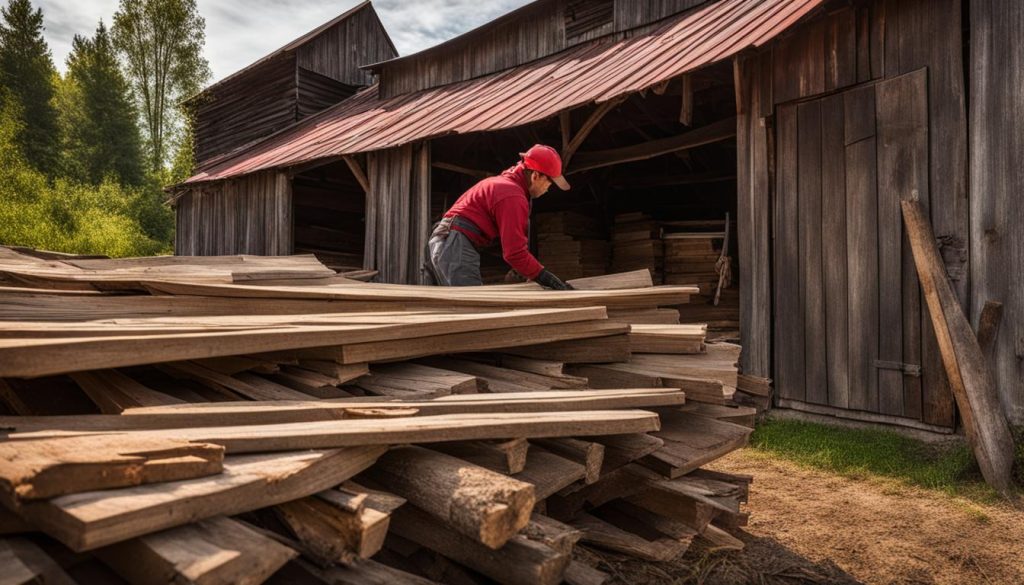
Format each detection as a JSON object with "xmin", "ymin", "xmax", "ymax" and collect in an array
[{"xmin": 773, "ymin": 68, "xmax": 954, "ymax": 427}]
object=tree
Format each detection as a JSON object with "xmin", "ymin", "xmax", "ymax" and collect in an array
[
  {"xmin": 0, "ymin": 0, "xmax": 58, "ymax": 172},
  {"xmin": 111, "ymin": 0, "xmax": 209, "ymax": 172},
  {"xmin": 61, "ymin": 21, "xmax": 146, "ymax": 185}
]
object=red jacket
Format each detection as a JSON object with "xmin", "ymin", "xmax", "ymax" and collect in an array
[{"xmin": 443, "ymin": 163, "xmax": 544, "ymax": 279}]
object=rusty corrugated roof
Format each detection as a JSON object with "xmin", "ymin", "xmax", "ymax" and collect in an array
[{"xmin": 184, "ymin": 0, "xmax": 823, "ymax": 185}]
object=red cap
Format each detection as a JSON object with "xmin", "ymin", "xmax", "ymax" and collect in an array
[{"xmin": 519, "ymin": 144, "xmax": 570, "ymax": 190}]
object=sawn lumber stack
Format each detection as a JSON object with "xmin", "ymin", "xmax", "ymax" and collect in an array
[{"xmin": 0, "ymin": 248, "xmax": 758, "ymax": 585}]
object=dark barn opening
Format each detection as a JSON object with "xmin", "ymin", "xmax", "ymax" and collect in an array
[{"xmin": 291, "ymin": 161, "xmax": 367, "ymax": 272}]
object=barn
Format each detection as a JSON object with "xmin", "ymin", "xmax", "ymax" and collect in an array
[{"xmin": 170, "ymin": 0, "xmax": 1024, "ymax": 433}]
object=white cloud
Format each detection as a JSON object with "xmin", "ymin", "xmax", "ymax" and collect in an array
[{"xmin": 34, "ymin": 0, "xmax": 534, "ymax": 82}]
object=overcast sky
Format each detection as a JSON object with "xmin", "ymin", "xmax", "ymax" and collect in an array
[{"xmin": 36, "ymin": 0, "xmax": 533, "ymax": 84}]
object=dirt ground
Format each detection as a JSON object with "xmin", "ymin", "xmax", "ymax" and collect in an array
[{"xmin": 592, "ymin": 449, "xmax": 1024, "ymax": 585}]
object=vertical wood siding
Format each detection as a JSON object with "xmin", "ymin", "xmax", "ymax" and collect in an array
[
  {"xmin": 295, "ymin": 6, "xmax": 397, "ymax": 87},
  {"xmin": 365, "ymin": 144, "xmax": 432, "ymax": 284},
  {"xmin": 174, "ymin": 171, "xmax": 292, "ymax": 256},
  {"xmin": 969, "ymin": 0, "xmax": 1024, "ymax": 424}
]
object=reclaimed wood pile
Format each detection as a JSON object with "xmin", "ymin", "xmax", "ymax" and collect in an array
[
  {"xmin": 662, "ymin": 227, "xmax": 739, "ymax": 340},
  {"xmin": 535, "ymin": 211, "xmax": 609, "ymax": 281},
  {"xmin": 0, "ymin": 249, "xmax": 757, "ymax": 585},
  {"xmin": 611, "ymin": 212, "xmax": 664, "ymax": 284}
]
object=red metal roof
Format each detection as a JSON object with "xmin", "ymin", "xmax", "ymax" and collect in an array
[{"xmin": 184, "ymin": 0, "xmax": 823, "ymax": 185}]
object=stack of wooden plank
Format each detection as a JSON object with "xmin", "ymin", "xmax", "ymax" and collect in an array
[
  {"xmin": 611, "ymin": 213, "xmax": 664, "ymax": 283},
  {"xmin": 0, "ymin": 248, "xmax": 758, "ymax": 585},
  {"xmin": 535, "ymin": 211, "xmax": 609, "ymax": 280},
  {"xmin": 660, "ymin": 230, "xmax": 739, "ymax": 339}
]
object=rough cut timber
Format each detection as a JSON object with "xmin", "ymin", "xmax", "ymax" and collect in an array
[
  {"xmin": 0, "ymin": 435, "xmax": 224, "ymax": 503},
  {"xmin": 628, "ymin": 324, "xmax": 707, "ymax": 354},
  {"xmin": 0, "ymin": 537, "xmax": 77, "ymax": 585},
  {"xmin": 641, "ymin": 410, "xmax": 752, "ymax": 478},
  {"xmin": 364, "ymin": 446, "xmax": 535, "ymax": 549},
  {"xmin": 94, "ymin": 516, "xmax": 297, "ymax": 585},
  {"xmin": 902, "ymin": 200, "xmax": 1015, "ymax": 494}
]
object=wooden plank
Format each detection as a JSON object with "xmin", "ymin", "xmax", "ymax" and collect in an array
[
  {"xmin": 0, "ymin": 435, "xmax": 224, "ymax": 503},
  {"xmin": 975, "ymin": 301, "xmax": 1003, "ymax": 359},
  {"xmin": 510, "ymin": 448, "xmax": 587, "ymax": 500},
  {"xmin": 797, "ymin": 100, "xmax": 827, "ymax": 406},
  {"xmin": 877, "ymin": 69, "xmax": 929, "ymax": 419},
  {"xmin": 845, "ymin": 109, "xmax": 880, "ymax": 412},
  {"xmin": 3, "ymin": 389, "xmax": 683, "ymax": 437},
  {"xmin": 69, "ymin": 370, "xmax": 185, "ymax": 414},
  {"xmin": 773, "ymin": 104, "xmax": 804, "ymax": 401},
  {"xmin": 0, "ymin": 307, "xmax": 609, "ymax": 378},
  {"xmin": 358, "ymin": 363, "xmax": 478, "ymax": 397},
  {"xmin": 18, "ymin": 446, "xmax": 386, "ymax": 551},
  {"xmin": 503, "ymin": 334, "xmax": 631, "ymax": 363},
  {"xmin": 531, "ymin": 438, "xmax": 603, "ymax": 484},
  {"xmin": 902, "ymin": 200, "xmax": 1015, "ymax": 495},
  {"xmin": 11, "ymin": 410, "xmax": 662, "ymax": 455},
  {"xmin": 570, "ymin": 512, "xmax": 685, "ymax": 562},
  {"xmin": 640, "ymin": 410, "xmax": 752, "ymax": 479},
  {"xmin": 820, "ymin": 94, "xmax": 850, "ymax": 409},
  {"xmin": 95, "ymin": 517, "xmax": 296, "ymax": 585},
  {"xmin": 430, "ymin": 439, "xmax": 529, "ymax": 475}
]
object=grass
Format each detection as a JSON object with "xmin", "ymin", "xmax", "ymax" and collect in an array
[{"xmin": 746, "ymin": 417, "xmax": 1019, "ymax": 504}]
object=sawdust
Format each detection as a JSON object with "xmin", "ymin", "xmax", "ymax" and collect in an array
[{"xmin": 591, "ymin": 449, "xmax": 1024, "ymax": 585}]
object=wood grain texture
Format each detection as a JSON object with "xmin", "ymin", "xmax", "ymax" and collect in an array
[
  {"xmin": 820, "ymin": 94, "xmax": 850, "ymax": 409},
  {"xmin": 797, "ymin": 100, "xmax": 827, "ymax": 406},
  {"xmin": 773, "ymin": 104, "xmax": 805, "ymax": 401}
]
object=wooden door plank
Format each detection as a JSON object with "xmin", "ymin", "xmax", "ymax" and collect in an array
[
  {"xmin": 845, "ymin": 108, "xmax": 880, "ymax": 412},
  {"xmin": 820, "ymin": 94, "xmax": 850, "ymax": 409},
  {"xmin": 877, "ymin": 69, "xmax": 930, "ymax": 419},
  {"xmin": 797, "ymin": 101, "xmax": 827, "ymax": 406},
  {"xmin": 773, "ymin": 104, "xmax": 804, "ymax": 401}
]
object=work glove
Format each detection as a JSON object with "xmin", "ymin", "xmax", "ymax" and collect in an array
[{"xmin": 536, "ymin": 269, "xmax": 574, "ymax": 290}]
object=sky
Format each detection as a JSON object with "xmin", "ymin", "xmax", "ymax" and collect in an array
[{"xmin": 35, "ymin": 0, "xmax": 533, "ymax": 83}]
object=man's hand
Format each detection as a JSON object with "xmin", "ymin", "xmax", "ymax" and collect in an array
[{"xmin": 536, "ymin": 269, "xmax": 574, "ymax": 290}]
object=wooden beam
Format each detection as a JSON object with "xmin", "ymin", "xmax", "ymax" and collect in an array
[
  {"xmin": 560, "ymin": 111, "xmax": 572, "ymax": 151},
  {"xmin": 902, "ymin": 200, "xmax": 1015, "ymax": 495},
  {"xmin": 567, "ymin": 117, "xmax": 736, "ymax": 175},
  {"xmin": 562, "ymin": 97, "xmax": 627, "ymax": 167},
  {"xmin": 431, "ymin": 162, "xmax": 490, "ymax": 180},
  {"xmin": 364, "ymin": 446, "xmax": 534, "ymax": 549},
  {"xmin": 343, "ymin": 155, "xmax": 370, "ymax": 194},
  {"xmin": 680, "ymin": 74, "xmax": 693, "ymax": 126}
]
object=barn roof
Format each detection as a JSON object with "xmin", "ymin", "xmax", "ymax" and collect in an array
[{"xmin": 182, "ymin": 0, "xmax": 823, "ymax": 186}]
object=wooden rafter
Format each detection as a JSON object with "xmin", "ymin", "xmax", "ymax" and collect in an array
[
  {"xmin": 432, "ymin": 162, "xmax": 491, "ymax": 180},
  {"xmin": 343, "ymin": 155, "xmax": 370, "ymax": 194},
  {"xmin": 568, "ymin": 117, "xmax": 736, "ymax": 175},
  {"xmin": 561, "ymin": 96, "xmax": 627, "ymax": 168}
]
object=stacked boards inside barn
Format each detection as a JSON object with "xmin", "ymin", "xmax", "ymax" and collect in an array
[
  {"xmin": 0, "ymin": 248, "xmax": 758, "ymax": 585},
  {"xmin": 535, "ymin": 211, "xmax": 609, "ymax": 280}
]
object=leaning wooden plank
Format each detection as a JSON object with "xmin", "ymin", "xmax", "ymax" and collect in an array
[
  {"xmin": 418, "ymin": 357, "xmax": 586, "ymax": 390},
  {"xmin": 512, "ymin": 448, "xmax": 588, "ymax": 500},
  {"xmin": 521, "ymin": 514, "xmax": 581, "ymax": 555},
  {"xmin": 388, "ymin": 504, "xmax": 570, "ymax": 585},
  {"xmin": 640, "ymin": 411, "xmax": 752, "ymax": 478},
  {"xmin": 364, "ymin": 446, "xmax": 535, "ymax": 549},
  {"xmin": 0, "ymin": 307, "xmax": 607, "ymax": 378},
  {"xmin": 359, "ymin": 364, "xmax": 480, "ymax": 397},
  {"xmin": 531, "ymin": 438, "xmax": 604, "ymax": 484},
  {"xmin": 566, "ymin": 364, "xmax": 662, "ymax": 389},
  {"xmin": 902, "ymin": 200, "xmax": 1015, "ymax": 494},
  {"xmin": 570, "ymin": 512, "xmax": 686, "ymax": 562},
  {"xmin": 566, "ymin": 270, "xmax": 654, "ymax": 290},
  {"xmin": 0, "ymin": 537, "xmax": 76, "ymax": 585},
  {"xmin": 156, "ymin": 361, "xmax": 311, "ymax": 401},
  {"xmin": 339, "ymin": 321, "xmax": 627, "ymax": 364},
  {"xmin": 17, "ymin": 446, "xmax": 386, "ymax": 551},
  {"xmin": 69, "ymin": 370, "xmax": 184, "ymax": 413},
  {"xmin": 1, "ymin": 389, "xmax": 683, "ymax": 437},
  {"xmin": 94, "ymin": 516, "xmax": 296, "ymax": 585},
  {"xmin": 0, "ymin": 435, "xmax": 224, "ymax": 504},
  {"xmin": 142, "ymin": 280, "xmax": 697, "ymax": 310}
]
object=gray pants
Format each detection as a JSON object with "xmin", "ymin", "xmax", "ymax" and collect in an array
[{"xmin": 427, "ymin": 230, "xmax": 483, "ymax": 286}]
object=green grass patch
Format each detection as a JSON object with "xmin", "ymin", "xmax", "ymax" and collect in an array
[{"xmin": 748, "ymin": 418, "xmax": 1016, "ymax": 503}]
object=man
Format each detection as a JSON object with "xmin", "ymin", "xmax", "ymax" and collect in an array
[{"xmin": 425, "ymin": 144, "xmax": 574, "ymax": 290}]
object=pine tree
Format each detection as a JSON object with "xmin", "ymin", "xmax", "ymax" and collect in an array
[
  {"xmin": 62, "ymin": 21, "xmax": 145, "ymax": 185},
  {"xmin": 0, "ymin": 0, "xmax": 58, "ymax": 172}
]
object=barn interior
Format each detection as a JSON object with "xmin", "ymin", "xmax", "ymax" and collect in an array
[
  {"xmin": 291, "ymin": 161, "xmax": 367, "ymax": 272},
  {"xmin": 430, "ymin": 60, "xmax": 739, "ymax": 337}
]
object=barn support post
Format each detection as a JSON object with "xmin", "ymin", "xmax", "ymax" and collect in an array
[{"xmin": 366, "ymin": 142, "xmax": 432, "ymax": 283}]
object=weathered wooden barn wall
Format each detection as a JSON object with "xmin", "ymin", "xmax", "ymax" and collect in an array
[
  {"xmin": 969, "ymin": 0, "xmax": 1024, "ymax": 425},
  {"xmin": 188, "ymin": 4, "xmax": 396, "ymax": 168},
  {"xmin": 295, "ymin": 5, "xmax": 397, "ymax": 87},
  {"xmin": 189, "ymin": 56, "xmax": 300, "ymax": 167},
  {"xmin": 376, "ymin": 0, "xmax": 710, "ymax": 98},
  {"xmin": 737, "ymin": 0, "xmax": 966, "ymax": 429},
  {"xmin": 364, "ymin": 144, "xmax": 431, "ymax": 284},
  {"xmin": 174, "ymin": 171, "xmax": 292, "ymax": 256}
]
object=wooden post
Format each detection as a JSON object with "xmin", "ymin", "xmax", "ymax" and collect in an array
[{"xmin": 901, "ymin": 200, "xmax": 1015, "ymax": 495}]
